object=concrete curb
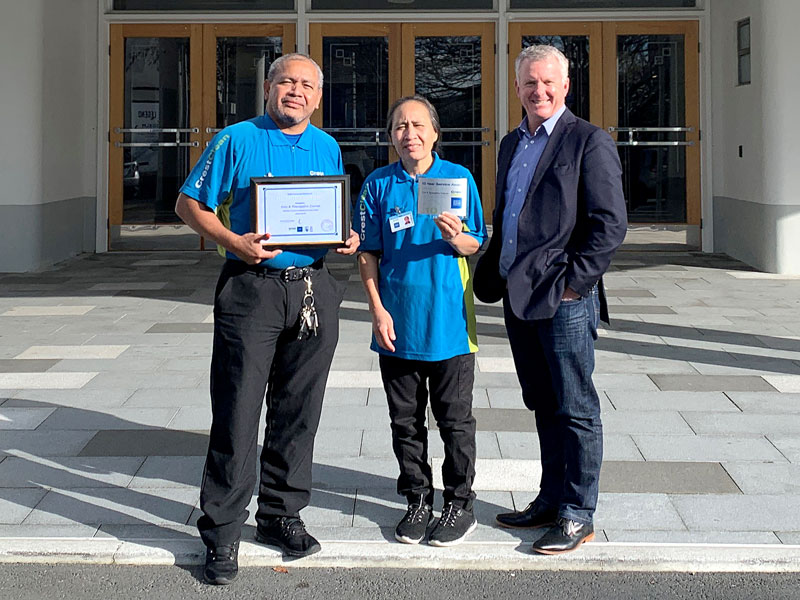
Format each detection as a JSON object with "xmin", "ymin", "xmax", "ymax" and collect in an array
[{"xmin": 2, "ymin": 539, "xmax": 800, "ymax": 572}]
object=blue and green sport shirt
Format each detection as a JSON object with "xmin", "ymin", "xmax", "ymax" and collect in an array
[
  {"xmin": 355, "ymin": 154, "xmax": 488, "ymax": 361},
  {"xmin": 179, "ymin": 113, "xmax": 343, "ymax": 269}
]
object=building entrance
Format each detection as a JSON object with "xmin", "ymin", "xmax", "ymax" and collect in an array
[
  {"xmin": 509, "ymin": 20, "xmax": 700, "ymax": 229},
  {"xmin": 108, "ymin": 23, "xmax": 295, "ymax": 250}
]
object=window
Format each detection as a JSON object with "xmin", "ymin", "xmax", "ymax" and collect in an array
[
  {"xmin": 510, "ymin": 0, "xmax": 696, "ymax": 8},
  {"xmin": 737, "ymin": 18, "xmax": 751, "ymax": 85},
  {"xmin": 112, "ymin": 0, "xmax": 294, "ymax": 10}
]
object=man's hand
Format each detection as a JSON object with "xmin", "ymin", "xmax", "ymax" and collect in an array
[
  {"xmin": 371, "ymin": 306, "xmax": 396, "ymax": 352},
  {"xmin": 230, "ymin": 233, "xmax": 283, "ymax": 265},
  {"xmin": 562, "ymin": 286, "xmax": 581, "ymax": 301},
  {"xmin": 336, "ymin": 228, "xmax": 360, "ymax": 255}
]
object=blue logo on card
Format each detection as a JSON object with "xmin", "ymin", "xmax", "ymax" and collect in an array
[
  {"xmin": 297, "ymin": 227, "xmax": 303, "ymax": 232},
  {"xmin": 451, "ymin": 197, "xmax": 463, "ymax": 209}
]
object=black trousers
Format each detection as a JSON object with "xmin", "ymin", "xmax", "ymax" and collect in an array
[
  {"xmin": 198, "ymin": 260, "xmax": 343, "ymax": 548},
  {"xmin": 378, "ymin": 353, "xmax": 477, "ymax": 510}
]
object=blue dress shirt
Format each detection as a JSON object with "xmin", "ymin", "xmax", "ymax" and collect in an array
[{"xmin": 499, "ymin": 106, "xmax": 566, "ymax": 278}]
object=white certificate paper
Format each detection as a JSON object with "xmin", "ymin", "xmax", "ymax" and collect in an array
[
  {"xmin": 252, "ymin": 178, "xmax": 346, "ymax": 246},
  {"xmin": 417, "ymin": 177, "xmax": 468, "ymax": 218}
]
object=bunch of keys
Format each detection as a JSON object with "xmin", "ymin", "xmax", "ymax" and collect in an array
[{"xmin": 297, "ymin": 275, "xmax": 319, "ymax": 339}]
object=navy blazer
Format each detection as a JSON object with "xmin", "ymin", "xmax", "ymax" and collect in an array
[{"xmin": 474, "ymin": 108, "xmax": 627, "ymax": 322}]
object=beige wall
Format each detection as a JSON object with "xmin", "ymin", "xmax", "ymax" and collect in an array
[{"xmin": 711, "ymin": 0, "xmax": 800, "ymax": 273}]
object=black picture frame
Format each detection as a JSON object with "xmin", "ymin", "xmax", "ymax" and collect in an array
[{"xmin": 250, "ymin": 175, "xmax": 350, "ymax": 248}]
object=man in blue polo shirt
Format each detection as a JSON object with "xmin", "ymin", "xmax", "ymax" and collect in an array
[{"xmin": 175, "ymin": 53, "xmax": 358, "ymax": 585}]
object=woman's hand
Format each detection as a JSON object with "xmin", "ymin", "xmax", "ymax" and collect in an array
[{"xmin": 433, "ymin": 212, "xmax": 463, "ymax": 241}]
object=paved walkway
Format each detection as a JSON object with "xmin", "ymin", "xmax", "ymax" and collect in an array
[{"xmin": 1, "ymin": 248, "xmax": 800, "ymax": 571}]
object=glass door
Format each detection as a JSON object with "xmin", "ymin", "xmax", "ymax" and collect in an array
[
  {"xmin": 109, "ymin": 23, "xmax": 295, "ymax": 251},
  {"xmin": 109, "ymin": 24, "xmax": 203, "ymax": 250},
  {"xmin": 507, "ymin": 20, "xmax": 700, "ymax": 228},
  {"xmin": 310, "ymin": 22, "xmax": 495, "ymax": 218},
  {"xmin": 603, "ymin": 21, "xmax": 700, "ymax": 226}
]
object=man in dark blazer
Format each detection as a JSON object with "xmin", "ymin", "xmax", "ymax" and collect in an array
[{"xmin": 474, "ymin": 45, "xmax": 627, "ymax": 554}]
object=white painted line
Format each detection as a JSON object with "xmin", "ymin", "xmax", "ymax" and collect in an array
[
  {"xmin": 89, "ymin": 282, "xmax": 167, "ymax": 291},
  {"xmin": 15, "ymin": 346, "xmax": 129, "ymax": 360},
  {"xmin": 2, "ymin": 306, "xmax": 95, "ymax": 317},
  {"xmin": 0, "ymin": 372, "xmax": 98, "ymax": 389}
]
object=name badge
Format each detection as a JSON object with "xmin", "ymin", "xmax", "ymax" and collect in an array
[{"xmin": 389, "ymin": 211, "xmax": 415, "ymax": 233}]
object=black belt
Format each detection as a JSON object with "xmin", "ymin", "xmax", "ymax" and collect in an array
[{"xmin": 235, "ymin": 258, "xmax": 324, "ymax": 281}]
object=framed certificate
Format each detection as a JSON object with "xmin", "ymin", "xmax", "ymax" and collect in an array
[{"xmin": 250, "ymin": 175, "xmax": 350, "ymax": 248}]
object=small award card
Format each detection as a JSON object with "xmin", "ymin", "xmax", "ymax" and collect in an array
[{"xmin": 417, "ymin": 178, "xmax": 468, "ymax": 218}]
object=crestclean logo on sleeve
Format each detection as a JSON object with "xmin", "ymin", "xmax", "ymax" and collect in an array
[
  {"xmin": 359, "ymin": 192, "xmax": 367, "ymax": 241},
  {"xmin": 194, "ymin": 134, "xmax": 230, "ymax": 189}
]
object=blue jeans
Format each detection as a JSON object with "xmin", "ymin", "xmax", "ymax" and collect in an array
[{"xmin": 503, "ymin": 287, "xmax": 602, "ymax": 525}]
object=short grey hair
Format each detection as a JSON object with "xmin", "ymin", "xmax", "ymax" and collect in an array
[
  {"xmin": 515, "ymin": 45, "xmax": 569, "ymax": 81},
  {"xmin": 267, "ymin": 53, "xmax": 324, "ymax": 89}
]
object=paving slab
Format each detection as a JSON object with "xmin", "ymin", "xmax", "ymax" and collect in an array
[
  {"xmin": 0, "ymin": 456, "xmax": 145, "ymax": 489},
  {"xmin": 123, "ymin": 388, "xmax": 208, "ymax": 408},
  {"xmin": 599, "ymin": 461, "xmax": 740, "ymax": 494},
  {"xmin": 671, "ymin": 494, "xmax": 800, "ymax": 532},
  {"xmin": 761, "ymin": 375, "xmax": 800, "ymax": 393},
  {"xmin": 0, "ymin": 488, "xmax": 48, "ymax": 524},
  {"xmin": 15, "ymin": 345, "xmax": 129, "ymax": 360},
  {"xmin": 0, "ymin": 523, "xmax": 101, "ymax": 538},
  {"xmin": 78, "ymin": 430, "xmax": 209, "ymax": 457},
  {"xmin": 0, "ymin": 359, "xmax": 60, "ymax": 373},
  {"xmin": 497, "ymin": 432, "xmax": 643, "ymax": 461},
  {"xmin": 633, "ymin": 435, "xmax": 787, "ymax": 463},
  {"xmin": 593, "ymin": 493, "xmax": 687, "ymax": 531},
  {"xmin": 649, "ymin": 375, "xmax": 777, "ymax": 392},
  {"xmin": 605, "ymin": 391, "xmax": 738, "ymax": 412},
  {"xmin": 0, "ymin": 372, "xmax": 98, "ymax": 390},
  {"xmin": 22, "ymin": 487, "xmax": 198, "ymax": 526},
  {"xmin": 38, "ymin": 407, "xmax": 179, "ymax": 431},
  {"xmin": 601, "ymin": 411, "xmax": 694, "ymax": 435},
  {"xmin": 0, "ymin": 431, "xmax": 97, "ymax": 457},
  {"xmin": 725, "ymin": 392, "xmax": 800, "ymax": 413},
  {"xmin": 682, "ymin": 413, "xmax": 800, "ymax": 435},
  {"xmin": 127, "ymin": 456, "xmax": 205, "ymax": 489},
  {"xmin": 0, "ymin": 407, "xmax": 56, "ymax": 430},
  {"xmin": 767, "ymin": 435, "xmax": 800, "ymax": 463},
  {"xmin": 722, "ymin": 463, "xmax": 800, "ymax": 495},
  {"xmin": 604, "ymin": 530, "xmax": 782, "ymax": 544}
]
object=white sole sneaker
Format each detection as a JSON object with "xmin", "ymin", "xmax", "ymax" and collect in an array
[
  {"xmin": 395, "ymin": 531, "xmax": 425, "ymax": 545},
  {"xmin": 427, "ymin": 518, "xmax": 478, "ymax": 547}
]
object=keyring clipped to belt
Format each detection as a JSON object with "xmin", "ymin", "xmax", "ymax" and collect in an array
[{"xmin": 297, "ymin": 275, "xmax": 318, "ymax": 339}]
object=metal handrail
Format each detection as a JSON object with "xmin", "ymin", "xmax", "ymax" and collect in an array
[
  {"xmin": 608, "ymin": 127, "xmax": 694, "ymax": 133},
  {"xmin": 114, "ymin": 127, "xmax": 199, "ymax": 134},
  {"xmin": 615, "ymin": 141, "xmax": 694, "ymax": 147},
  {"xmin": 115, "ymin": 142, "xmax": 199, "ymax": 148},
  {"xmin": 322, "ymin": 127, "xmax": 489, "ymax": 133}
]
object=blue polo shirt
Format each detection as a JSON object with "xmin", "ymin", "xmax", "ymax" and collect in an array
[
  {"xmin": 355, "ymin": 154, "xmax": 488, "ymax": 361},
  {"xmin": 179, "ymin": 113, "xmax": 343, "ymax": 269}
]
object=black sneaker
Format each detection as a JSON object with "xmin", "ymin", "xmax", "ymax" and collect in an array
[
  {"xmin": 203, "ymin": 541, "xmax": 239, "ymax": 585},
  {"xmin": 395, "ymin": 499, "xmax": 433, "ymax": 545},
  {"xmin": 428, "ymin": 503, "xmax": 477, "ymax": 547},
  {"xmin": 255, "ymin": 516, "xmax": 321, "ymax": 557}
]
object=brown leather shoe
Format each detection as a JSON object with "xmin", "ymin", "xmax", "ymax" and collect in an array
[
  {"xmin": 495, "ymin": 502, "xmax": 558, "ymax": 529},
  {"xmin": 531, "ymin": 518, "xmax": 594, "ymax": 555}
]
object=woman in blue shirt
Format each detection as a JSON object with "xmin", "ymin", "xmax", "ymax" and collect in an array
[{"xmin": 354, "ymin": 95, "xmax": 487, "ymax": 547}]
